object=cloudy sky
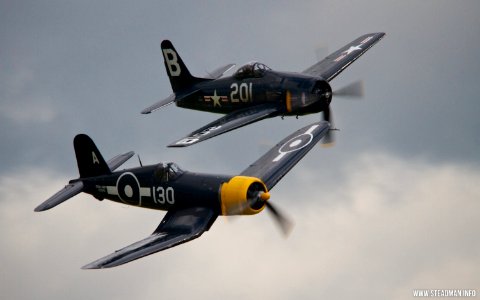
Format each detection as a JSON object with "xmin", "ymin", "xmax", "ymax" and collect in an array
[{"xmin": 1, "ymin": 1, "xmax": 479, "ymax": 299}]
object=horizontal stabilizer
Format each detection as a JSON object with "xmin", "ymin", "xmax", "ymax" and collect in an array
[
  {"xmin": 141, "ymin": 89, "xmax": 200, "ymax": 114},
  {"xmin": 241, "ymin": 121, "xmax": 330, "ymax": 190},
  {"xmin": 34, "ymin": 181, "xmax": 84, "ymax": 212},
  {"xmin": 205, "ymin": 63, "xmax": 236, "ymax": 79},
  {"xmin": 141, "ymin": 94, "xmax": 176, "ymax": 114},
  {"xmin": 107, "ymin": 151, "xmax": 135, "ymax": 171},
  {"xmin": 82, "ymin": 206, "xmax": 217, "ymax": 269},
  {"xmin": 36, "ymin": 138, "xmax": 132, "ymax": 212}
]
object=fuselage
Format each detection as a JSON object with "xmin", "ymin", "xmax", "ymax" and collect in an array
[
  {"xmin": 176, "ymin": 66, "xmax": 332, "ymax": 117},
  {"xmin": 76, "ymin": 163, "xmax": 231, "ymax": 213}
]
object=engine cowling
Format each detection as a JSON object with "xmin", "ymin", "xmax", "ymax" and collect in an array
[
  {"xmin": 285, "ymin": 79, "xmax": 332, "ymax": 115},
  {"xmin": 220, "ymin": 176, "xmax": 270, "ymax": 216}
]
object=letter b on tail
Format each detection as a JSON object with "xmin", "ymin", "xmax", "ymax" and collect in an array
[{"xmin": 162, "ymin": 48, "xmax": 181, "ymax": 77}]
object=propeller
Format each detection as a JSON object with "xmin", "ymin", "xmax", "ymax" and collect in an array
[
  {"xmin": 333, "ymin": 80, "xmax": 364, "ymax": 98},
  {"xmin": 321, "ymin": 80, "xmax": 364, "ymax": 146},
  {"xmin": 321, "ymin": 106, "xmax": 335, "ymax": 146},
  {"xmin": 265, "ymin": 201, "xmax": 294, "ymax": 237},
  {"xmin": 247, "ymin": 189, "xmax": 293, "ymax": 237}
]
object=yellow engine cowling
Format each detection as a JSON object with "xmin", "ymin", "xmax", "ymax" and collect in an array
[{"xmin": 220, "ymin": 176, "xmax": 270, "ymax": 216}]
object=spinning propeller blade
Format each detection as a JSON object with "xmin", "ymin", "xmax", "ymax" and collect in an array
[
  {"xmin": 236, "ymin": 190, "xmax": 293, "ymax": 237},
  {"xmin": 322, "ymin": 80, "xmax": 365, "ymax": 146},
  {"xmin": 265, "ymin": 201, "xmax": 293, "ymax": 237},
  {"xmin": 333, "ymin": 80, "xmax": 364, "ymax": 98},
  {"xmin": 321, "ymin": 107, "xmax": 335, "ymax": 146}
]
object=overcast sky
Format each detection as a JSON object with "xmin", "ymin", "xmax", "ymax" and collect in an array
[{"xmin": 1, "ymin": 1, "xmax": 479, "ymax": 299}]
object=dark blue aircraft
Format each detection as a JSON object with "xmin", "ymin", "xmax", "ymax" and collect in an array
[{"xmin": 142, "ymin": 33, "xmax": 385, "ymax": 147}]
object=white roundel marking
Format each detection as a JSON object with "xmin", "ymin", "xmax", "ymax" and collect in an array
[
  {"xmin": 116, "ymin": 172, "xmax": 142, "ymax": 206},
  {"xmin": 273, "ymin": 124, "xmax": 320, "ymax": 162},
  {"xmin": 289, "ymin": 139, "xmax": 302, "ymax": 147},
  {"xmin": 124, "ymin": 185, "xmax": 133, "ymax": 197}
]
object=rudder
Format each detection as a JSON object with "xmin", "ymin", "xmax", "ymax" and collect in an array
[{"xmin": 74, "ymin": 134, "xmax": 111, "ymax": 178}]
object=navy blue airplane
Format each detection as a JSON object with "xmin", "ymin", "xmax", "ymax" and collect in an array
[
  {"xmin": 36, "ymin": 121, "xmax": 330, "ymax": 268},
  {"xmin": 142, "ymin": 33, "xmax": 385, "ymax": 147}
]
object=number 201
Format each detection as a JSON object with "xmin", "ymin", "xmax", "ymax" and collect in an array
[{"xmin": 230, "ymin": 83, "xmax": 253, "ymax": 103}]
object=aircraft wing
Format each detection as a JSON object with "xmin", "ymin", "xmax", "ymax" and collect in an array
[
  {"xmin": 302, "ymin": 32, "xmax": 385, "ymax": 82},
  {"xmin": 241, "ymin": 121, "xmax": 330, "ymax": 190},
  {"xmin": 168, "ymin": 103, "xmax": 280, "ymax": 147},
  {"xmin": 106, "ymin": 151, "xmax": 135, "ymax": 171},
  {"xmin": 34, "ymin": 181, "xmax": 84, "ymax": 212},
  {"xmin": 82, "ymin": 206, "xmax": 217, "ymax": 269}
]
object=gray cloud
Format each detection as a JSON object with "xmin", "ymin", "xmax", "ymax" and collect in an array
[{"xmin": 1, "ymin": 153, "xmax": 479, "ymax": 299}]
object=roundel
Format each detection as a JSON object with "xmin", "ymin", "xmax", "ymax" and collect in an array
[
  {"xmin": 278, "ymin": 134, "xmax": 313, "ymax": 154},
  {"xmin": 272, "ymin": 124, "xmax": 320, "ymax": 162},
  {"xmin": 116, "ymin": 172, "xmax": 141, "ymax": 206},
  {"xmin": 273, "ymin": 133, "xmax": 313, "ymax": 162}
]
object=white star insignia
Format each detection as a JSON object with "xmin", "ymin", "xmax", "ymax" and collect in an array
[
  {"xmin": 211, "ymin": 90, "xmax": 221, "ymax": 107},
  {"xmin": 343, "ymin": 45, "xmax": 362, "ymax": 55}
]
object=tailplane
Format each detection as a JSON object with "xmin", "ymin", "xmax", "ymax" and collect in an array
[
  {"xmin": 141, "ymin": 41, "xmax": 234, "ymax": 114},
  {"xmin": 74, "ymin": 134, "xmax": 111, "ymax": 178},
  {"xmin": 35, "ymin": 135, "xmax": 134, "ymax": 212}
]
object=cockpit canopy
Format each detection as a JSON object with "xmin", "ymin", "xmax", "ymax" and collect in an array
[
  {"xmin": 234, "ymin": 62, "xmax": 271, "ymax": 79},
  {"xmin": 154, "ymin": 162, "xmax": 184, "ymax": 182}
]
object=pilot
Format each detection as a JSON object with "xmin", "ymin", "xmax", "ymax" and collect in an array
[
  {"xmin": 243, "ymin": 64, "xmax": 254, "ymax": 75},
  {"xmin": 155, "ymin": 163, "xmax": 169, "ymax": 182},
  {"xmin": 236, "ymin": 64, "xmax": 254, "ymax": 79}
]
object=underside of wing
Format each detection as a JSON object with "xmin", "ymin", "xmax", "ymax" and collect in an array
[
  {"xmin": 303, "ymin": 32, "xmax": 385, "ymax": 82},
  {"xmin": 82, "ymin": 206, "xmax": 217, "ymax": 269},
  {"xmin": 241, "ymin": 121, "xmax": 330, "ymax": 190},
  {"xmin": 168, "ymin": 103, "xmax": 280, "ymax": 147}
]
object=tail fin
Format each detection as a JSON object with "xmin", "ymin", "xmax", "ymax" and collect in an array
[
  {"xmin": 161, "ymin": 40, "xmax": 205, "ymax": 92},
  {"xmin": 74, "ymin": 134, "xmax": 111, "ymax": 178}
]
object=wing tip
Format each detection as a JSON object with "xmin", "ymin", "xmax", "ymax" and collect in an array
[
  {"xmin": 364, "ymin": 32, "xmax": 385, "ymax": 37},
  {"xmin": 81, "ymin": 264, "xmax": 95, "ymax": 270},
  {"xmin": 377, "ymin": 32, "xmax": 386, "ymax": 39},
  {"xmin": 81, "ymin": 262, "xmax": 109, "ymax": 270},
  {"xmin": 370, "ymin": 32, "xmax": 386, "ymax": 41},
  {"xmin": 81, "ymin": 258, "xmax": 115, "ymax": 270},
  {"xmin": 34, "ymin": 205, "xmax": 46, "ymax": 212},
  {"xmin": 167, "ymin": 143, "xmax": 190, "ymax": 148}
]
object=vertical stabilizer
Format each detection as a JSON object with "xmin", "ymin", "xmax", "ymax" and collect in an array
[
  {"xmin": 74, "ymin": 134, "xmax": 111, "ymax": 178},
  {"xmin": 161, "ymin": 40, "xmax": 204, "ymax": 92}
]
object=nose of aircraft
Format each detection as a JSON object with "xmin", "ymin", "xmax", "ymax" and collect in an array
[{"xmin": 312, "ymin": 80, "xmax": 333, "ymax": 105}]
